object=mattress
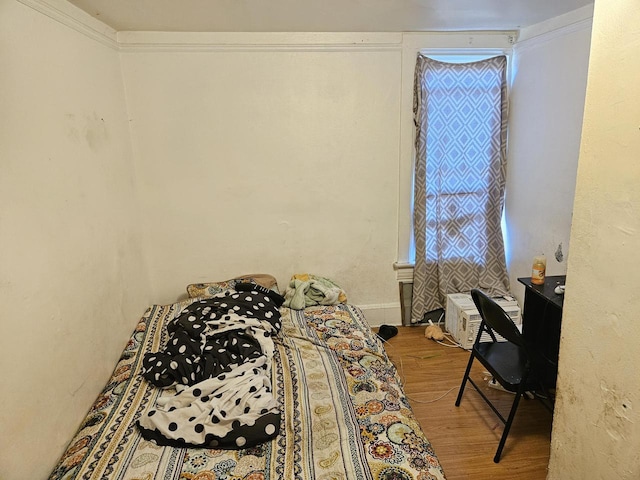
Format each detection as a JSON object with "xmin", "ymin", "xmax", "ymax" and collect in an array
[{"xmin": 49, "ymin": 295, "xmax": 446, "ymax": 480}]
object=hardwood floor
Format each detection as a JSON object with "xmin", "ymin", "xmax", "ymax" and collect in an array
[{"xmin": 380, "ymin": 326, "xmax": 553, "ymax": 480}]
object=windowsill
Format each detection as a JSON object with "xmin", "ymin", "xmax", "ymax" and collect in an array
[{"xmin": 393, "ymin": 262, "xmax": 415, "ymax": 282}]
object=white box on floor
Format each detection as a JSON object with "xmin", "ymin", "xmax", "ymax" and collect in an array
[{"xmin": 445, "ymin": 293, "xmax": 521, "ymax": 350}]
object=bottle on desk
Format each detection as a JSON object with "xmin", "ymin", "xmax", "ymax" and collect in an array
[{"xmin": 531, "ymin": 254, "xmax": 546, "ymax": 285}]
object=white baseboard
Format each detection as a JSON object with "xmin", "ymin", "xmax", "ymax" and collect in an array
[{"xmin": 358, "ymin": 303, "xmax": 402, "ymax": 328}]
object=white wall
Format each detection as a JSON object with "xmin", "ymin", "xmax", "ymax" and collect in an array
[
  {"xmin": 119, "ymin": 34, "xmax": 402, "ymax": 315},
  {"xmin": 119, "ymin": 32, "xmax": 514, "ymax": 326},
  {"xmin": 505, "ymin": 7, "xmax": 592, "ymax": 304},
  {"xmin": 0, "ymin": 1, "xmax": 150, "ymax": 477},
  {"xmin": 548, "ymin": 0, "xmax": 640, "ymax": 477}
]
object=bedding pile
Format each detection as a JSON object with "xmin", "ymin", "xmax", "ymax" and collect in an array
[
  {"xmin": 138, "ymin": 283, "xmax": 284, "ymax": 449},
  {"xmin": 283, "ymin": 273, "xmax": 348, "ymax": 309}
]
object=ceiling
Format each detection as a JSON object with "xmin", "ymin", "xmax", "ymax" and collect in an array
[{"xmin": 66, "ymin": 0, "xmax": 593, "ymax": 33}]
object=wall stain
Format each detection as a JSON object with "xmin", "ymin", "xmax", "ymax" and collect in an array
[
  {"xmin": 84, "ymin": 113, "xmax": 108, "ymax": 152},
  {"xmin": 599, "ymin": 381, "xmax": 632, "ymax": 444},
  {"xmin": 64, "ymin": 112, "xmax": 108, "ymax": 152}
]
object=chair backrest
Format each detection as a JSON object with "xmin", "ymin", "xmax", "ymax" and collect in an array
[{"xmin": 470, "ymin": 289, "xmax": 525, "ymax": 348}]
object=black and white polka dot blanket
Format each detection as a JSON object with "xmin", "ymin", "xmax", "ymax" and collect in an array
[{"xmin": 137, "ymin": 283, "xmax": 284, "ymax": 449}]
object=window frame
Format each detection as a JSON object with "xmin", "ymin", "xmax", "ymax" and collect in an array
[{"xmin": 406, "ymin": 48, "xmax": 513, "ymax": 266}]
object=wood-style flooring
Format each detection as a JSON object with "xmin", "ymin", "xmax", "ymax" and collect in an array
[{"xmin": 380, "ymin": 325, "xmax": 553, "ymax": 480}]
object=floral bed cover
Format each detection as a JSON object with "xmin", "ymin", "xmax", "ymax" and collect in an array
[{"xmin": 49, "ymin": 301, "xmax": 446, "ymax": 480}]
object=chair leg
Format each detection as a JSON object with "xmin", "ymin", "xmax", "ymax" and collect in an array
[
  {"xmin": 455, "ymin": 353, "xmax": 475, "ymax": 407},
  {"xmin": 493, "ymin": 388, "xmax": 526, "ymax": 463}
]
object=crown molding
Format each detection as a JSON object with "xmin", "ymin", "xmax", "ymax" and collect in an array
[
  {"xmin": 514, "ymin": 17, "xmax": 592, "ymax": 53},
  {"xmin": 515, "ymin": 5, "xmax": 593, "ymax": 50},
  {"xmin": 116, "ymin": 31, "xmax": 404, "ymax": 53},
  {"xmin": 13, "ymin": 2, "xmax": 402, "ymax": 53},
  {"xmin": 19, "ymin": 0, "xmax": 591, "ymax": 55},
  {"xmin": 402, "ymin": 30, "xmax": 517, "ymax": 51},
  {"xmin": 17, "ymin": 0, "xmax": 118, "ymax": 50}
]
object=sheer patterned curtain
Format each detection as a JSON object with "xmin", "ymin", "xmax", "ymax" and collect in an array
[{"xmin": 411, "ymin": 55, "xmax": 510, "ymax": 323}]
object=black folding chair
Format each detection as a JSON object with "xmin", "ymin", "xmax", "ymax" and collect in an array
[{"xmin": 455, "ymin": 288, "xmax": 552, "ymax": 462}]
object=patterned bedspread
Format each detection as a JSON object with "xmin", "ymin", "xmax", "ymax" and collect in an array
[{"xmin": 49, "ymin": 300, "xmax": 446, "ymax": 480}]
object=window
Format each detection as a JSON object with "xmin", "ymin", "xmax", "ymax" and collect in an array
[{"xmin": 411, "ymin": 54, "xmax": 511, "ymax": 321}]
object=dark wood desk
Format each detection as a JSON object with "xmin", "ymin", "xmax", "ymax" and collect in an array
[{"xmin": 518, "ymin": 275, "xmax": 565, "ymax": 387}]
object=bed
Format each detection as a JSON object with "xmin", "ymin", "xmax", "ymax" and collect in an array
[{"xmin": 49, "ymin": 275, "xmax": 446, "ymax": 480}]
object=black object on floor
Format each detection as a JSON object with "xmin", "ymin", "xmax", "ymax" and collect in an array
[
  {"xmin": 377, "ymin": 325, "xmax": 398, "ymax": 341},
  {"xmin": 421, "ymin": 308, "xmax": 445, "ymax": 325}
]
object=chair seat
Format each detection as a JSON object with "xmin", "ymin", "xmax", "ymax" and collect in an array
[{"xmin": 474, "ymin": 341, "xmax": 532, "ymax": 392}]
